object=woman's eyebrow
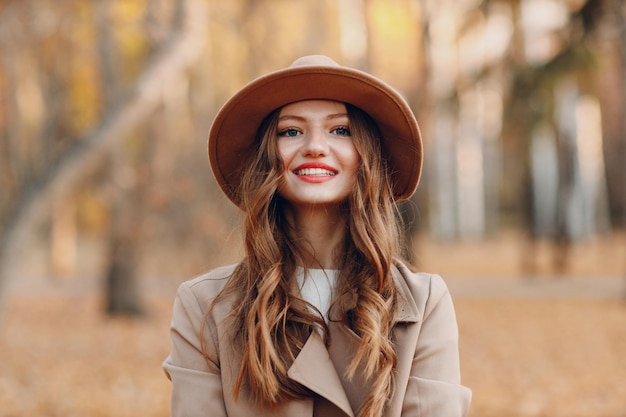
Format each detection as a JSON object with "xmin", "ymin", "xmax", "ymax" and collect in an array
[
  {"xmin": 278, "ymin": 114, "xmax": 305, "ymax": 122},
  {"xmin": 327, "ymin": 113, "xmax": 349, "ymax": 120}
]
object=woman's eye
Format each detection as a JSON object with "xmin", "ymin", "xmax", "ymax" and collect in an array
[
  {"xmin": 278, "ymin": 128, "xmax": 301, "ymax": 137},
  {"xmin": 333, "ymin": 126, "xmax": 351, "ymax": 136}
]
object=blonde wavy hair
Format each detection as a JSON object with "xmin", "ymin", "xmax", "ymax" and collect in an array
[{"xmin": 206, "ymin": 103, "xmax": 405, "ymax": 417}]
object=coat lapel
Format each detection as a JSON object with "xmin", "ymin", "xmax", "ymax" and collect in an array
[
  {"xmin": 322, "ymin": 263, "xmax": 422, "ymax": 415},
  {"xmin": 287, "ymin": 330, "xmax": 355, "ymax": 417},
  {"xmin": 391, "ymin": 264, "xmax": 421, "ymax": 325}
]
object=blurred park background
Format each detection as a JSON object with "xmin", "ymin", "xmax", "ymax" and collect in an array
[{"xmin": 0, "ymin": 0, "xmax": 625, "ymax": 416}]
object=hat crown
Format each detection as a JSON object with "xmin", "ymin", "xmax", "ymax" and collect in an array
[{"xmin": 289, "ymin": 55, "xmax": 340, "ymax": 69}]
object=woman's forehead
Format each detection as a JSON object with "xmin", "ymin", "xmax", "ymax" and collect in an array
[{"xmin": 278, "ymin": 100, "xmax": 348, "ymax": 117}]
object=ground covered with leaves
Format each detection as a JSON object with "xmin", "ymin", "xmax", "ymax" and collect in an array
[
  {"xmin": 2, "ymin": 295, "xmax": 624, "ymax": 417},
  {"xmin": 1, "ymin": 233, "xmax": 625, "ymax": 417}
]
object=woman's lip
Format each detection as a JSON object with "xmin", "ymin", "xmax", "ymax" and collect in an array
[
  {"xmin": 294, "ymin": 172, "xmax": 336, "ymax": 183},
  {"xmin": 293, "ymin": 163, "xmax": 338, "ymax": 174},
  {"xmin": 292, "ymin": 163, "xmax": 338, "ymax": 183}
]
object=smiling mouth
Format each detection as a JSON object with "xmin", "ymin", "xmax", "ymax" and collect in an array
[{"xmin": 294, "ymin": 168, "xmax": 337, "ymax": 176}]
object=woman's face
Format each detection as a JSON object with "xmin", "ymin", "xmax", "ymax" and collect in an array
[{"xmin": 276, "ymin": 100, "xmax": 359, "ymax": 209}]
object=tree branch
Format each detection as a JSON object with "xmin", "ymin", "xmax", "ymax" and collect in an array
[{"xmin": 0, "ymin": 0, "xmax": 207, "ymax": 308}]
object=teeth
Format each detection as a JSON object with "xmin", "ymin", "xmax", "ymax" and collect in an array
[{"xmin": 295, "ymin": 168, "xmax": 336, "ymax": 176}]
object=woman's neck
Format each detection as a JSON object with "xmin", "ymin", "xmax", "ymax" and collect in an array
[{"xmin": 286, "ymin": 205, "xmax": 347, "ymax": 269}]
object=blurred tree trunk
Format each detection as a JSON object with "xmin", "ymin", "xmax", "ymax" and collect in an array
[
  {"xmin": 423, "ymin": 3, "xmax": 461, "ymax": 241},
  {"xmin": 96, "ymin": 0, "xmax": 144, "ymax": 316},
  {"xmin": 105, "ymin": 191, "xmax": 144, "ymax": 315},
  {"xmin": 103, "ymin": 142, "xmax": 149, "ymax": 315},
  {"xmin": 620, "ymin": 0, "xmax": 626, "ymax": 283},
  {"xmin": 614, "ymin": 0, "xmax": 626, "ymax": 282},
  {"xmin": 398, "ymin": 0, "xmax": 429, "ymax": 261},
  {"xmin": 553, "ymin": 81, "xmax": 578, "ymax": 272}
]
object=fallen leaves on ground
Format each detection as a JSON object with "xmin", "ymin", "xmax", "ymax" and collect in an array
[
  {"xmin": 1, "ymin": 293, "xmax": 625, "ymax": 417},
  {"xmin": 457, "ymin": 297, "xmax": 626, "ymax": 417}
]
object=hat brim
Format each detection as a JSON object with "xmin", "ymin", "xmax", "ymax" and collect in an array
[{"xmin": 208, "ymin": 62, "xmax": 422, "ymax": 208}]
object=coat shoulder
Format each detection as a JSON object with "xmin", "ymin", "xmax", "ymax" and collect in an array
[
  {"xmin": 179, "ymin": 263, "xmax": 239, "ymax": 309},
  {"xmin": 394, "ymin": 260, "xmax": 449, "ymax": 294}
]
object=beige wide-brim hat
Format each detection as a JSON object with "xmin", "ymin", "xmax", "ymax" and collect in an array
[{"xmin": 208, "ymin": 55, "xmax": 422, "ymax": 208}]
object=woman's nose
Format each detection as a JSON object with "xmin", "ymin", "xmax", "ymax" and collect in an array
[{"xmin": 302, "ymin": 128, "xmax": 329, "ymax": 156}]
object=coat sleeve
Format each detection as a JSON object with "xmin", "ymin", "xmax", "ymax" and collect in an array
[
  {"xmin": 402, "ymin": 274, "xmax": 472, "ymax": 417},
  {"xmin": 162, "ymin": 281, "xmax": 227, "ymax": 417}
]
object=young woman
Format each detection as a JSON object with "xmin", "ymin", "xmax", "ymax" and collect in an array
[{"xmin": 163, "ymin": 55, "xmax": 471, "ymax": 417}]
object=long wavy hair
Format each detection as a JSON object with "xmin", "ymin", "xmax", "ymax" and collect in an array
[{"xmin": 205, "ymin": 103, "xmax": 404, "ymax": 417}]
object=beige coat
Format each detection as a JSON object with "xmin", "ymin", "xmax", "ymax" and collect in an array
[{"xmin": 163, "ymin": 261, "xmax": 471, "ymax": 417}]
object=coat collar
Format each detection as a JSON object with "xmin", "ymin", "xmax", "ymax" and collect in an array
[{"xmin": 391, "ymin": 261, "xmax": 421, "ymax": 324}]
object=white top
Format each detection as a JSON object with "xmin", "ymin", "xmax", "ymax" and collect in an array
[{"xmin": 295, "ymin": 267, "xmax": 339, "ymax": 322}]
